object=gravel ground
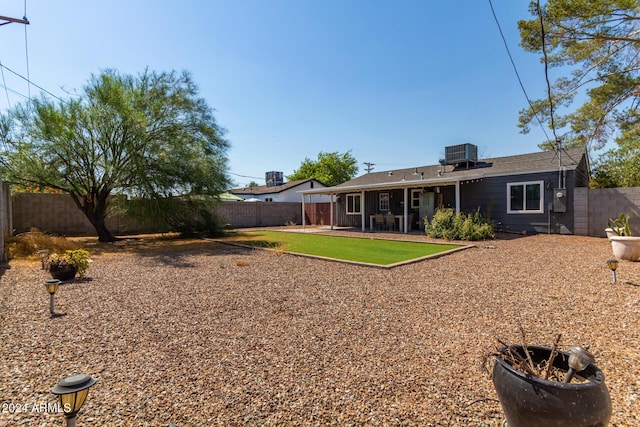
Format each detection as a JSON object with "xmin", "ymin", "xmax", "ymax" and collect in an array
[{"xmin": 0, "ymin": 229, "xmax": 639, "ymax": 426}]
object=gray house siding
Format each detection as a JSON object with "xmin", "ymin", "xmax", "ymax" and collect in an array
[
  {"xmin": 573, "ymin": 154, "xmax": 590, "ymax": 187},
  {"xmin": 460, "ymin": 171, "xmax": 579, "ymax": 234}
]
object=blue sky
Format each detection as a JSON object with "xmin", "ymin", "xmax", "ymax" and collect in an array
[{"xmin": 1, "ymin": 0, "xmax": 554, "ymax": 187}]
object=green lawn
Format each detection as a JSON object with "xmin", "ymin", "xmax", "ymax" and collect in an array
[{"xmin": 220, "ymin": 230, "xmax": 463, "ymax": 266}]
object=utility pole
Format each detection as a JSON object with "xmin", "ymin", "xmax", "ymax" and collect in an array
[
  {"xmin": 363, "ymin": 162, "xmax": 375, "ymax": 173},
  {"xmin": 0, "ymin": 14, "xmax": 29, "ymax": 26}
]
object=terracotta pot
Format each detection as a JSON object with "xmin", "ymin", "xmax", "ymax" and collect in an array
[
  {"xmin": 609, "ymin": 235, "xmax": 640, "ymax": 261},
  {"xmin": 49, "ymin": 264, "xmax": 77, "ymax": 281},
  {"xmin": 493, "ymin": 345, "xmax": 611, "ymax": 427}
]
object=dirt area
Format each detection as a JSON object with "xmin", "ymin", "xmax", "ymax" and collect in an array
[{"xmin": 0, "ymin": 230, "xmax": 638, "ymax": 426}]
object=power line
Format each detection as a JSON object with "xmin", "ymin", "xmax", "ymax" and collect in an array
[
  {"xmin": 536, "ymin": 0, "xmax": 560, "ymax": 146},
  {"xmin": 229, "ymin": 172, "xmax": 264, "ymax": 181},
  {"xmin": 0, "ymin": 81, "xmax": 29, "ymax": 101},
  {"xmin": 0, "ymin": 62, "xmax": 66, "ymax": 104},
  {"xmin": 487, "ymin": 0, "xmax": 552, "ymax": 142},
  {"xmin": 0, "ymin": 60, "xmax": 11, "ymax": 107}
]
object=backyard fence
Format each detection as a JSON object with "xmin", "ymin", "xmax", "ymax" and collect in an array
[
  {"xmin": 573, "ymin": 187, "xmax": 640, "ymax": 237},
  {"xmin": 0, "ymin": 182, "xmax": 10, "ymax": 261},
  {"xmin": 10, "ymin": 193, "xmax": 311, "ymax": 236},
  {"xmin": 7, "ymin": 187, "xmax": 640, "ymax": 238}
]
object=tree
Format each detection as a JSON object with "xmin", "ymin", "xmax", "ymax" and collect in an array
[
  {"xmin": 0, "ymin": 69, "xmax": 231, "ymax": 241},
  {"xmin": 518, "ymin": 0, "xmax": 640, "ymax": 155},
  {"xmin": 286, "ymin": 150, "xmax": 359, "ymax": 187},
  {"xmin": 591, "ymin": 126, "xmax": 640, "ymax": 187},
  {"xmin": 247, "ymin": 181, "xmax": 259, "ymax": 187}
]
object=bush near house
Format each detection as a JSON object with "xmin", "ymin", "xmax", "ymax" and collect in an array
[{"xmin": 425, "ymin": 208, "xmax": 495, "ymax": 241}]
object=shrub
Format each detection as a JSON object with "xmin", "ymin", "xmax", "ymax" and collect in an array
[
  {"xmin": 44, "ymin": 249, "xmax": 92, "ymax": 278},
  {"xmin": 425, "ymin": 208, "xmax": 495, "ymax": 241},
  {"xmin": 5, "ymin": 229, "xmax": 81, "ymax": 259}
]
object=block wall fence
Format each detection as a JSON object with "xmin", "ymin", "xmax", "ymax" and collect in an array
[
  {"xmin": 7, "ymin": 188, "xmax": 640, "ymax": 238},
  {"xmin": 573, "ymin": 187, "xmax": 640, "ymax": 237},
  {"xmin": 10, "ymin": 193, "xmax": 307, "ymax": 236}
]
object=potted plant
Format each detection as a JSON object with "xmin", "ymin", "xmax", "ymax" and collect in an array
[
  {"xmin": 606, "ymin": 213, "xmax": 631, "ymax": 238},
  {"xmin": 42, "ymin": 249, "xmax": 91, "ymax": 280},
  {"xmin": 490, "ymin": 339, "xmax": 611, "ymax": 426},
  {"xmin": 607, "ymin": 213, "xmax": 640, "ymax": 261}
]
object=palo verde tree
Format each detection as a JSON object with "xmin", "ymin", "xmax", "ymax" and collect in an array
[
  {"xmin": 518, "ymin": 0, "xmax": 640, "ymax": 157},
  {"xmin": 0, "ymin": 69, "xmax": 231, "ymax": 241},
  {"xmin": 286, "ymin": 150, "xmax": 359, "ymax": 187}
]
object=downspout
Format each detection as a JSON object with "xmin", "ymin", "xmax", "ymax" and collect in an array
[
  {"xmin": 455, "ymin": 181, "xmax": 461, "ymax": 213},
  {"xmin": 558, "ymin": 147, "xmax": 563, "ymax": 188}
]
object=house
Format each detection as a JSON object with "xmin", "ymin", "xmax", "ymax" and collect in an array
[
  {"xmin": 230, "ymin": 177, "xmax": 331, "ymax": 203},
  {"xmin": 298, "ymin": 144, "xmax": 589, "ymax": 235}
]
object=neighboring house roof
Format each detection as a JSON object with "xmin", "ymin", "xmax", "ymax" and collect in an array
[
  {"xmin": 230, "ymin": 178, "xmax": 326, "ymax": 196},
  {"xmin": 218, "ymin": 192, "xmax": 244, "ymax": 201},
  {"xmin": 300, "ymin": 147, "xmax": 587, "ymax": 194}
]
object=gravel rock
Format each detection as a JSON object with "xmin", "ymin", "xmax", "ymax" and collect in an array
[{"xmin": 0, "ymin": 231, "xmax": 638, "ymax": 426}]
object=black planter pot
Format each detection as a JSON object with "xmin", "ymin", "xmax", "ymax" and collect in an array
[
  {"xmin": 492, "ymin": 345, "xmax": 611, "ymax": 427},
  {"xmin": 49, "ymin": 264, "xmax": 77, "ymax": 281}
]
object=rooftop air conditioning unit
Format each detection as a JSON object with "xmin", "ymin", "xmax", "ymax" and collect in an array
[
  {"xmin": 444, "ymin": 143, "xmax": 478, "ymax": 167},
  {"xmin": 265, "ymin": 171, "xmax": 284, "ymax": 187}
]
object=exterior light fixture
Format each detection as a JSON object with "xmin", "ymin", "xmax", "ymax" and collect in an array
[
  {"xmin": 52, "ymin": 374, "xmax": 97, "ymax": 427},
  {"xmin": 606, "ymin": 259, "xmax": 618, "ymax": 283},
  {"xmin": 44, "ymin": 279, "xmax": 61, "ymax": 317},
  {"xmin": 564, "ymin": 345, "xmax": 595, "ymax": 383}
]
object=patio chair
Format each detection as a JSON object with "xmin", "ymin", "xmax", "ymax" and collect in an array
[
  {"xmin": 384, "ymin": 214, "xmax": 396, "ymax": 231},
  {"xmin": 374, "ymin": 213, "xmax": 384, "ymax": 231}
]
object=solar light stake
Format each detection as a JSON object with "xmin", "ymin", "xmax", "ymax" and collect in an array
[
  {"xmin": 606, "ymin": 259, "xmax": 618, "ymax": 283},
  {"xmin": 44, "ymin": 279, "xmax": 61, "ymax": 317},
  {"xmin": 52, "ymin": 374, "xmax": 97, "ymax": 427}
]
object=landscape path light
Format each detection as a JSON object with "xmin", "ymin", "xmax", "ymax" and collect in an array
[
  {"xmin": 52, "ymin": 374, "xmax": 97, "ymax": 427},
  {"xmin": 44, "ymin": 279, "xmax": 61, "ymax": 317},
  {"xmin": 606, "ymin": 259, "xmax": 618, "ymax": 283}
]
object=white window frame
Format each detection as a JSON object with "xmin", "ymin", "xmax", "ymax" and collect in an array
[
  {"xmin": 507, "ymin": 180, "xmax": 544, "ymax": 214},
  {"xmin": 379, "ymin": 192, "xmax": 390, "ymax": 211},
  {"xmin": 346, "ymin": 193, "xmax": 361, "ymax": 215}
]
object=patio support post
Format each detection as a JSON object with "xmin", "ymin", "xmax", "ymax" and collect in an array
[
  {"xmin": 403, "ymin": 187, "xmax": 408, "ymax": 233},
  {"xmin": 455, "ymin": 181, "xmax": 460, "ymax": 213},
  {"xmin": 330, "ymin": 193, "xmax": 334, "ymax": 230},
  {"xmin": 301, "ymin": 194, "xmax": 306, "ymax": 229}
]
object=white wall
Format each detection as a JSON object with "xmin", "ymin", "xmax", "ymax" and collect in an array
[{"xmin": 263, "ymin": 181, "xmax": 331, "ymax": 203}]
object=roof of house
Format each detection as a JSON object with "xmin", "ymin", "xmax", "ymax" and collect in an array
[
  {"xmin": 229, "ymin": 178, "xmax": 326, "ymax": 196},
  {"xmin": 218, "ymin": 192, "xmax": 244, "ymax": 201},
  {"xmin": 299, "ymin": 147, "xmax": 587, "ymax": 194}
]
